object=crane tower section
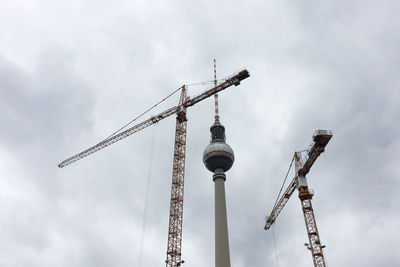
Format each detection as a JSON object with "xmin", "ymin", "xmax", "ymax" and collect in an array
[
  {"xmin": 295, "ymin": 130, "xmax": 332, "ymax": 267},
  {"xmin": 298, "ymin": 186, "xmax": 325, "ymax": 267},
  {"xmin": 165, "ymin": 87, "xmax": 188, "ymax": 267}
]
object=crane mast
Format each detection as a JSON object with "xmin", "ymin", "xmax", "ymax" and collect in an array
[
  {"xmin": 264, "ymin": 130, "xmax": 332, "ymax": 267},
  {"xmin": 165, "ymin": 86, "xmax": 187, "ymax": 266},
  {"xmin": 296, "ymin": 152, "xmax": 326, "ymax": 267}
]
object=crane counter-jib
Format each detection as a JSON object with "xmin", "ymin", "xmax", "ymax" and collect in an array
[{"xmin": 183, "ymin": 69, "xmax": 250, "ymax": 108}]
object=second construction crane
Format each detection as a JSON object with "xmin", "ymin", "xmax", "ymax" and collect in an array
[
  {"xmin": 58, "ymin": 68, "xmax": 250, "ymax": 267},
  {"xmin": 264, "ymin": 130, "xmax": 332, "ymax": 267}
]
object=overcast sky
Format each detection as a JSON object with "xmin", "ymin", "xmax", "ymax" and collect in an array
[{"xmin": 1, "ymin": 0, "xmax": 399, "ymax": 266}]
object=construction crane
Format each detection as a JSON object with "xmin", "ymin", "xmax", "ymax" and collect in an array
[
  {"xmin": 58, "ymin": 69, "xmax": 250, "ymax": 267},
  {"xmin": 264, "ymin": 130, "xmax": 332, "ymax": 267}
]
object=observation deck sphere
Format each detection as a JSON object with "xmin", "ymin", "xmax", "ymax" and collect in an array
[{"xmin": 203, "ymin": 141, "xmax": 234, "ymax": 173}]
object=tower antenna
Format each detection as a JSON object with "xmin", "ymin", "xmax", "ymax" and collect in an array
[{"xmin": 214, "ymin": 59, "xmax": 220, "ymax": 122}]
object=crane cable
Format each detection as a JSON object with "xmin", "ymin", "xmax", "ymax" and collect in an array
[
  {"xmin": 103, "ymin": 86, "xmax": 182, "ymax": 141},
  {"xmin": 272, "ymin": 225, "xmax": 280, "ymax": 267},
  {"xmin": 138, "ymin": 126, "xmax": 156, "ymax": 267},
  {"xmin": 272, "ymin": 155, "xmax": 295, "ymax": 209},
  {"xmin": 103, "ymin": 79, "xmax": 226, "ymax": 142},
  {"xmin": 270, "ymin": 155, "xmax": 295, "ymax": 267},
  {"xmin": 186, "ymin": 78, "xmax": 226, "ymax": 86},
  {"xmin": 102, "ymin": 79, "xmax": 226, "ymax": 143}
]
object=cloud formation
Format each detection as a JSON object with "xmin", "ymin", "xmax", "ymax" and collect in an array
[{"xmin": 0, "ymin": 0, "xmax": 399, "ymax": 266}]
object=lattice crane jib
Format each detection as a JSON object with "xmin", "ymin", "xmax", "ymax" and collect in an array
[
  {"xmin": 58, "ymin": 70, "xmax": 249, "ymax": 169},
  {"xmin": 264, "ymin": 130, "xmax": 332, "ymax": 267}
]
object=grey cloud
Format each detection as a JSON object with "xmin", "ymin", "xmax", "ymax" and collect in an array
[{"xmin": 0, "ymin": 0, "xmax": 400, "ymax": 266}]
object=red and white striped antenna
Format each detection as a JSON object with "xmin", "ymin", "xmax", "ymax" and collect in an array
[{"xmin": 214, "ymin": 59, "xmax": 220, "ymax": 122}]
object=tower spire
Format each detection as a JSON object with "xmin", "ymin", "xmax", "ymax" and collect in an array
[{"xmin": 214, "ymin": 59, "xmax": 220, "ymax": 122}]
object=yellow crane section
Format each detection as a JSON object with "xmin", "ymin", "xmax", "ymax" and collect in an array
[{"xmin": 265, "ymin": 130, "xmax": 332, "ymax": 267}]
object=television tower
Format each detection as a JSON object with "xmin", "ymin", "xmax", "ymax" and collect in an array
[{"xmin": 203, "ymin": 60, "xmax": 234, "ymax": 267}]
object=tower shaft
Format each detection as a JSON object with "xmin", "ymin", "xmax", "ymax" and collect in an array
[
  {"xmin": 166, "ymin": 89, "xmax": 188, "ymax": 267},
  {"xmin": 298, "ymin": 186, "xmax": 326, "ymax": 267},
  {"xmin": 214, "ymin": 169, "xmax": 231, "ymax": 267}
]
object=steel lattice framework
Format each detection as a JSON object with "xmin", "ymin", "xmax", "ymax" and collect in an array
[
  {"xmin": 264, "ymin": 174, "xmax": 297, "ymax": 230},
  {"xmin": 299, "ymin": 187, "xmax": 326, "ymax": 267},
  {"xmin": 264, "ymin": 130, "xmax": 332, "ymax": 267},
  {"xmin": 165, "ymin": 89, "xmax": 188, "ymax": 267},
  {"xmin": 58, "ymin": 70, "xmax": 250, "ymax": 169},
  {"xmin": 58, "ymin": 69, "xmax": 250, "ymax": 266}
]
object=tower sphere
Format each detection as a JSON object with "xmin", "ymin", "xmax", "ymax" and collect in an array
[{"xmin": 203, "ymin": 122, "xmax": 235, "ymax": 173}]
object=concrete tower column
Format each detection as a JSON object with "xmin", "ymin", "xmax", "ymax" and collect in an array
[
  {"xmin": 213, "ymin": 168, "xmax": 230, "ymax": 267},
  {"xmin": 203, "ymin": 121, "xmax": 234, "ymax": 267}
]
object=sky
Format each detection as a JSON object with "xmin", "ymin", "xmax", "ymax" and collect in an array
[{"xmin": 0, "ymin": 0, "xmax": 399, "ymax": 266}]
